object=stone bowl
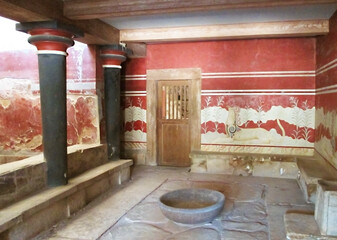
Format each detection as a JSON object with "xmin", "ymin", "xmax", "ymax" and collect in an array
[{"xmin": 159, "ymin": 188, "xmax": 225, "ymax": 224}]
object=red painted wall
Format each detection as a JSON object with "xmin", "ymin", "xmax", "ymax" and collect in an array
[
  {"xmin": 0, "ymin": 42, "xmax": 101, "ymax": 156},
  {"xmin": 316, "ymin": 11, "xmax": 337, "ymax": 169},
  {"xmin": 147, "ymin": 39, "xmax": 314, "ymax": 72},
  {"xmin": 123, "ymin": 38, "xmax": 316, "ymax": 155}
]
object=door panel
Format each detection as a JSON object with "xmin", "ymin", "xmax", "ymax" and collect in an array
[{"xmin": 157, "ymin": 80, "xmax": 191, "ymax": 167}]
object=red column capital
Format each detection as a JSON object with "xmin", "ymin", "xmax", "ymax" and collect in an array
[
  {"xmin": 16, "ymin": 21, "xmax": 83, "ymax": 56},
  {"xmin": 100, "ymin": 44, "xmax": 131, "ymax": 68}
]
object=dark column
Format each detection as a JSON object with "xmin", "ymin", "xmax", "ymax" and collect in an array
[
  {"xmin": 16, "ymin": 21, "xmax": 83, "ymax": 186},
  {"xmin": 100, "ymin": 45, "xmax": 130, "ymax": 160}
]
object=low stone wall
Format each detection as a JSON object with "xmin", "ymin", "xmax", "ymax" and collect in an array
[
  {"xmin": 0, "ymin": 160, "xmax": 132, "ymax": 240},
  {"xmin": 0, "ymin": 155, "xmax": 32, "ymax": 165},
  {"xmin": 190, "ymin": 151, "xmax": 298, "ymax": 179},
  {"xmin": 67, "ymin": 144, "xmax": 108, "ymax": 178},
  {"xmin": 0, "ymin": 144, "xmax": 108, "ymax": 209},
  {"xmin": 0, "ymin": 155, "xmax": 46, "ymax": 210}
]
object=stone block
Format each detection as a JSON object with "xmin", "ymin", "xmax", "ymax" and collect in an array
[
  {"xmin": 207, "ymin": 158, "xmax": 234, "ymax": 174},
  {"xmin": 284, "ymin": 212, "xmax": 324, "ymax": 240},
  {"xmin": 253, "ymin": 161, "xmax": 298, "ymax": 179},
  {"xmin": 190, "ymin": 160, "xmax": 207, "ymax": 173},
  {"xmin": 85, "ymin": 177, "xmax": 110, "ymax": 203},
  {"xmin": 7, "ymin": 200, "xmax": 68, "ymax": 240},
  {"xmin": 0, "ymin": 175, "xmax": 16, "ymax": 195},
  {"xmin": 296, "ymin": 157, "xmax": 337, "ymax": 204},
  {"xmin": 297, "ymin": 170, "xmax": 316, "ymax": 203},
  {"xmin": 67, "ymin": 189, "xmax": 86, "ymax": 216},
  {"xmin": 67, "ymin": 144, "xmax": 107, "ymax": 178},
  {"xmin": 231, "ymin": 157, "xmax": 252, "ymax": 176},
  {"xmin": 120, "ymin": 167, "xmax": 130, "ymax": 183},
  {"xmin": 109, "ymin": 171, "xmax": 121, "ymax": 187},
  {"xmin": 315, "ymin": 180, "xmax": 337, "ymax": 236}
]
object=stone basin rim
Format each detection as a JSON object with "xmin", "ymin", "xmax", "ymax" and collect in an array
[{"xmin": 159, "ymin": 188, "xmax": 225, "ymax": 213}]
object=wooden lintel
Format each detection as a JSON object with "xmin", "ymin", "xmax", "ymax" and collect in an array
[
  {"xmin": 64, "ymin": 0, "xmax": 337, "ymax": 20},
  {"xmin": 120, "ymin": 20, "xmax": 329, "ymax": 43},
  {"xmin": 126, "ymin": 43, "xmax": 147, "ymax": 58},
  {"xmin": 0, "ymin": 0, "xmax": 119, "ymax": 44}
]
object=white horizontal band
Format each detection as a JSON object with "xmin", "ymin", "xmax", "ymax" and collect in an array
[
  {"xmin": 202, "ymin": 71, "xmax": 315, "ymax": 75},
  {"xmin": 103, "ymin": 65, "xmax": 122, "ymax": 69},
  {"xmin": 202, "ymin": 74, "xmax": 315, "ymax": 78},
  {"xmin": 122, "ymin": 93, "xmax": 147, "ymax": 96},
  {"xmin": 123, "ymin": 74, "xmax": 146, "ymax": 78},
  {"xmin": 201, "ymin": 92, "xmax": 315, "ymax": 96},
  {"xmin": 201, "ymin": 89, "xmax": 315, "ymax": 93},
  {"xmin": 37, "ymin": 50, "xmax": 67, "ymax": 56},
  {"xmin": 122, "ymin": 91, "xmax": 147, "ymax": 94}
]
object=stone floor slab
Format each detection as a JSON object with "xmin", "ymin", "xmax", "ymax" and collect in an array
[
  {"xmin": 285, "ymin": 211, "xmax": 337, "ymax": 240},
  {"xmin": 100, "ymin": 223, "xmax": 171, "ymax": 240},
  {"xmin": 167, "ymin": 227, "xmax": 220, "ymax": 240},
  {"xmin": 34, "ymin": 166, "xmax": 315, "ymax": 240},
  {"xmin": 47, "ymin": 177, "xmax": 167, "ymax": 240},
  {"xmin": 267, "ymin": 204, "xmax": 315, "ymax": 240}
]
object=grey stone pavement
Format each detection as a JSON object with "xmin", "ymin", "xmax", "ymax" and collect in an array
[{"xmin": 35, "ymin": 165, "xmax": 314, "ymax": 240}]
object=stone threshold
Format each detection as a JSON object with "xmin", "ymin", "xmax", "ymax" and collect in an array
[{"xmin": 0, "ymin": 159, "xmax": 133, "ymax": 240}]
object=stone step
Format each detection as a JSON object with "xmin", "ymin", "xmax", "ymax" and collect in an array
[
  {"xmin": 296, "ymin": 155, "xmax": 337, "ymax": 203},
  {"xmin": 0, "ymin": 159, "xmax": 132, "ymax": 240}
]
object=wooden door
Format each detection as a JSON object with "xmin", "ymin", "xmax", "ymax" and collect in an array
[{"xmin": 157, "ymin": 80, "xmax": 191, "ymax": 167}]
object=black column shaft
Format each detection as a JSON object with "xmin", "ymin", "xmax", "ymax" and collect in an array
[
  {"xmin": 104, "ymin": 68, "xmax": 121, "ymax": 160},
  {"xmin": 38, "ymin": 54, "xmax": 67, "ymax": 186}
]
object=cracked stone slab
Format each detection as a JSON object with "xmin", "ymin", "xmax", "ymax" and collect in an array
[
  {"xmin": 100, "ymin": 223, "xmax": 171, "ymax": 240},
  {"xmin": 223, "ymin": 200, "xmax": 268, "ymax": 223},
  {"xmin": 222, "ymin": 220, "xmax": 268, "ymax": 233},
  {"xmin": 119, "ymin": 202, "xmax": 169, "ymax": 225},
  {"xmin": 167, "ymin": 227, "xmax": 220, "ymax": 240},
  {"xmin": 222, "ymin": 230, "xmax": 269, "ymax": 240}
]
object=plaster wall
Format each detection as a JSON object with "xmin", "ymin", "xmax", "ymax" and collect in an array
[
  {"xmin": 122, "ymin": 38, "xmax": 316, "ymax": 159},
  {"xmin": 0, "ymin": 18, "xmax": 101, "ymax": 159},
  {"xmin": 316, "ymin": 11, "xmax": 337, "ymax": 169}
]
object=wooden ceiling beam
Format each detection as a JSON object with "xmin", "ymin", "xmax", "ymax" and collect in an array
[
  {"xmin": 0, "ymin": 0, "xmax": 119, "ymax": 44},
  {"xmin": 64, "ymin": 0, "xmax": 337, "ymax": 19},
  {"xmin": 120, "ymin": 19, "xmax": 329, "ymax": 43}
]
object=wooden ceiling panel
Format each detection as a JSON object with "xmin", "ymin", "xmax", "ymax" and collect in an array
[
  {"xmin": 64, "ymin": 0, "xmax": 337, "ymax": 19},
  {"xmin": 0, "ymin": 0, "xmax": 120, "ymax": 44},
  {"xmin": 120, "ymin": 20, "xmax": 329, "ymax": 43}
]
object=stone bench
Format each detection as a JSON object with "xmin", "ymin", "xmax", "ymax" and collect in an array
[
  {"xmin": 297, "ymin": 155, "xmax": 337, "ymax": 203},
  {"xmin": 190, "ymin": 150, "xmax": 298, "ymax": 179},
  {"xmin": 0, "ymin": 159, "xmax": 132, "ymax": 240},
  {"xmin": 0, "ymin": 144, "xmax": 108, "ymax": 210}
]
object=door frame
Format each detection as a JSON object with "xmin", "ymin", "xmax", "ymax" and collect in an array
[{"xmin": 146, "ymin": 68, "xmax": 201, "ymax": 166}]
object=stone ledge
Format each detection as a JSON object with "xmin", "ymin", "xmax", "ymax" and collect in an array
[
  {"xmin": 190, "ymin": 150, "xmax": 298, "ymax": 179},
  {"xmin": 0, "ymin": 159, "xmax": 132, "ymax": 239},
  {"xmin": 0, "ymin": 144, "xmax": 108, "ymax": 210},
  {"xmin": 0, "ymin": 144, "xmax": 105, "ymax": 176},
  {"xmin": 296, "ymin": 153, "xmax": 337, "ymax": 203}
]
